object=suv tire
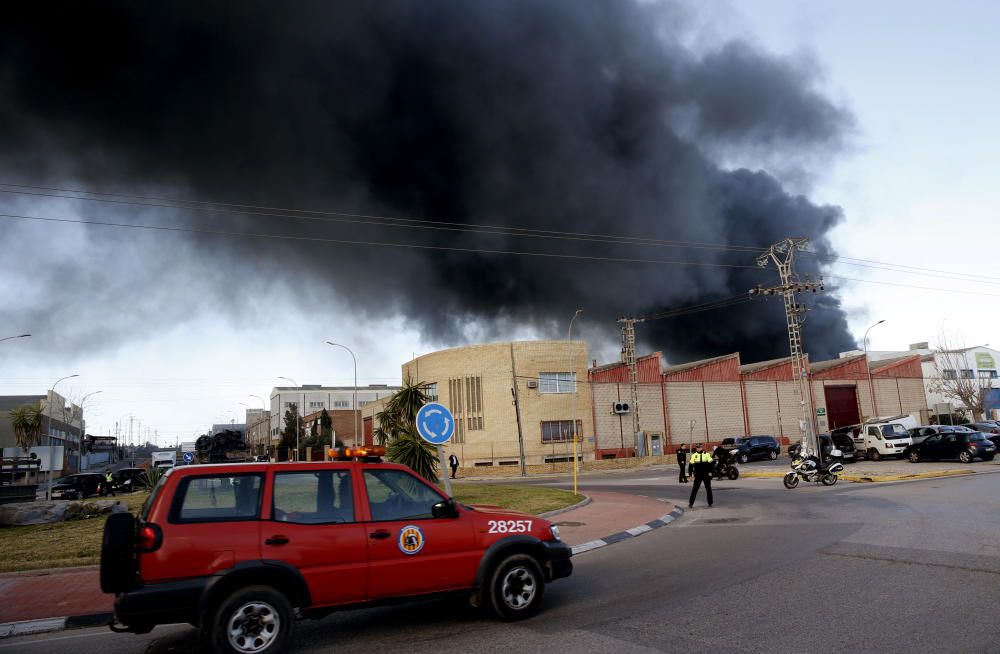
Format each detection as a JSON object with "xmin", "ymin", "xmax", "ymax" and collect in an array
[
  {"xmin": 768, "ymin": 450, "xmax": 778, "ymax": 460},
  {"xmin": 488, "ymin": 554, "xmax": 546, "ymax": 621},
  {"xmin": 211, "ymin": 585, "xmax": 293, "ymax": 654},
  {"xmin": 738, "ymin": 453, "xmax": 749, "ymax": 464},
  {"xmin": 100, "ymin": 512, "xmax": 136, "ymax": 593}
]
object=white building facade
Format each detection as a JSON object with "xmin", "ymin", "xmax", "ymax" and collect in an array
[
  {"xmin": 856, "ymin": 342, "xmax": 1000, "ymax": 418},
  {"xmin": 268, "ymin": 385, "xmax": 400, "ymax": 440}
]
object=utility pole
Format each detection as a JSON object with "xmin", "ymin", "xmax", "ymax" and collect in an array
[
  {"xmin": 751, "ymin": 237, "xmax": 825, "ymax": 459},
  {"xmin": 509, "ymin": 344, "xmax": 527, "ymax": 477},
  {"xmin": 617, "ymin": 316, "xmax": 645, "ymax": 455}
]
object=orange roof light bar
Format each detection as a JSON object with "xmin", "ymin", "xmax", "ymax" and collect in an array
[{"xmin": 327, "ymin": 445, "xmax": 386, "ymax": 460}]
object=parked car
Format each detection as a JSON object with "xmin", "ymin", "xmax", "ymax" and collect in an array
[
  {"xmin": 51, "ymin": 473, "xmax": 105, "ymax": 500},
  {"xmin": 968, "ymin": 422, "xmax": 1000, "ymax": 435},
  {"xmin": 908, "ymin": 425, "xmax": 969, "ymax": 445},
  {"xmin": 114, "ymin": 468, "xmax": 148, "ymax": 491},
  {"xmin": 721, "ymin": 435, "xmax": 780, "ymax": 463},
  {"xmin": 906, "ymin": 431, "xmax": 997, "ymax": 463}
]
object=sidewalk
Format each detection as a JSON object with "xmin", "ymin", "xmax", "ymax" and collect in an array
[
  {"xmin": 0, "ymin": 490, "xmax": 678, "ymax": 632},
  {"xmin": 0, "ymin": 566, "xmax": 110, "ymax": 624}
]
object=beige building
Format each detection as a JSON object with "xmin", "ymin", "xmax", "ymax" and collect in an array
[{"xmin": 382, "ymin": 340, "xmax": 593, "ymax": 468}]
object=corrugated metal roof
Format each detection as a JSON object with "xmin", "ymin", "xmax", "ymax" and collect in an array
[
  {"xmin": 810, "ymin": 354, "xmax": 865, "ymax": 373},
  {"xmin": 739, "ymin": 356, "xmax": 794, "ymax": 373}
]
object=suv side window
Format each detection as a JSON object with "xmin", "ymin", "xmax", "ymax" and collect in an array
[
  {"xmin": 364, "ymin": 469, "xmax": 445, "ymax": 521},
  {"xmin": 273, "ymin": 470, "xmax": 354, "ymax": 524},
  {"xmin": 173, "ymin": 474, "xmax": 263, "ymax": 523}
]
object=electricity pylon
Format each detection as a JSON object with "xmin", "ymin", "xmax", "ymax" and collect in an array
[{"xmin": 750, "ymin": 237, "xmax": 825, "ymax": 458}]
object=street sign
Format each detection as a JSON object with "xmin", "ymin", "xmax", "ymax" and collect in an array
[
  {"xmin": 182, "ymin": 451, "xmax": 194, "ymax": 463},
  {"xmin": 816, "ymin": 408, "xmax": 827, "ymax": 417},
  {"xmin": 415, "ymin": 403, "xmax": 455, "ymax": 445}
]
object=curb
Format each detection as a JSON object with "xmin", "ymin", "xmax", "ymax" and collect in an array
[
  {"xmin": 0, "ymin": 613, "xmax": 112, "ymax": 639},
  {"xmin": 539, "ymin": 494, "xmax": 592, "ymax": 519},
  {"xmin": 570, "ymin": 506, "xmax": 685, "ymax": 555}
]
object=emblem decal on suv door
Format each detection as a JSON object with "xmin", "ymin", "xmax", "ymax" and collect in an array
[{"xmin": 398, "ymin": 525, "xmax": 425, "ymax": 555}]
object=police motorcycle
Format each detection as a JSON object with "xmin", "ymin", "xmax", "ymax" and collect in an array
[{"xmin": 783, "ymin": 449, "xmax": 844, "ymax": 488}]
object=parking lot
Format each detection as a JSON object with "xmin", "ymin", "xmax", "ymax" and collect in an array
[{"xmin": 742, "ymin": 451, "xmax": 1000, "ymax": 479}]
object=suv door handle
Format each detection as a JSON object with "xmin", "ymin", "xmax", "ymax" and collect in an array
[
  {"xmin": 265, "ymin": 535, "xmax": 290, "ymax": 546},
  {"xmin": 369, "ymin": 529, "xmax": 391, "ymax": 540}
]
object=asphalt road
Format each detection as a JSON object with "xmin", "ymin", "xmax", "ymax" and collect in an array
[{"xmin": 5, "ymin": 466, "xmax": 1000, "ymax": 654}]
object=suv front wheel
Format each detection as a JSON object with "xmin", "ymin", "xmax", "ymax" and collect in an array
[
  {"xmin": 488, "ymin": 554, "xmax": 546, "ymax": 621},
  {"xmin": 212, "ymin": 585, "xmax": 294, "ymax": 654}
]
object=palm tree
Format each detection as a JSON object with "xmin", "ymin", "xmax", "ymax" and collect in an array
[
  {"xmin": 10, "ymin": 403, "xmax": 43, "ymax": 452},
  {"xmin": 374, "ymin": 378, "xmax": 439, "ymax": 482}
]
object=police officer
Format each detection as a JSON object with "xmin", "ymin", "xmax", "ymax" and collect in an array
[
  {"xmin": 103, "ymin": 468, "xmax": 116, "ymax": 497},
  {"xmin": 688, "ymin": 444, "xmax": 714, "ymax": 508},
  {"xmin": 676, "ymin": 443, "xmax": 689, "ymax": 483}
]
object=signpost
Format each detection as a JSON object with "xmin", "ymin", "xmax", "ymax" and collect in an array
[{"xmin": 415, "ymin": 402, "xmax": 455, "ymax": 497}]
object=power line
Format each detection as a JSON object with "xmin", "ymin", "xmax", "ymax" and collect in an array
[
  {"xmin": 7, "ymin": 182, "xmax": 1000, "ymax": 287},
  {"xmin": 0, "ymin": 183, "xmax": 765, "ymax": 256},
  {"xmin": 0, "ymin": 211, "xmax": 765, "ymax": 270}
]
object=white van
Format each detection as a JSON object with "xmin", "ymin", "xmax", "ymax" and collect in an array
[
  {"xmin": 151, "ymin": 450, "xmax": 176, "ymax": 470},
  {"xmin": 847, "ymin": 415, "xmax": 917, "ymax": 460}
]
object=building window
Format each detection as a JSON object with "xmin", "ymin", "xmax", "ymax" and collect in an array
[
  {"xmin": 977, "ymin": 370, "xmax": 998, "ymax": 379},
  {"xmin": 423, "ymin": 383, "xmax": 439, "ymax": 401},
  {"xmin": 539, "ymin": 372, "xmax": 576, "ymax": 394},
  {"xmin": 960, "ymin": 369, "xmax": 975, "ymax": 379},
  {"xmin": 333, "ymin": 400, "xmax": 350, "ymax": 408},
  {"xmin": 943, "ymin": 369, "xmax": 957, "ymax": 380},
  {"xmin": 308, "ymin": 401, "xmax": 325, "ymax": 409},
  {"xmin": 541, "ymin": 420, "xmax": 582, "ymax": 443}
]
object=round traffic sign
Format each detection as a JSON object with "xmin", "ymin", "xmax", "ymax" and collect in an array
[{"xmin": 415, "ymin": 403, "xmax": 455, "ymax": 445}]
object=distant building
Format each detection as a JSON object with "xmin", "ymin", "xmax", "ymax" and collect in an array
[
  {"xmin": 848, "ymin": 342, "xmax": 1000, "ymax": 419},
  {"xmin": 0, "ymin": 391, "xmax": 84, "ymax": 475},
  {"xmin": 268, "ymin": 385, "xmax": 401, "ymax": 440}
]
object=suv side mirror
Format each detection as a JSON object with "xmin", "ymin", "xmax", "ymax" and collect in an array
[{"xmin": 432, "ymin": 498, "xmax": 459, "ymax": 519}]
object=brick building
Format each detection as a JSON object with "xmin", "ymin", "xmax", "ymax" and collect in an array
[
  {"xmin": 588, "ymin": 350, "xmax": 930, "ymax": 458},
  {"xmin": 365, "ymin": 340, "xmax": 593, "ymax": 468}
]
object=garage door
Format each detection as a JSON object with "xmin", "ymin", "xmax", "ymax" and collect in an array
[{"xmin": 824, "ymin": 386, "xmax": 860, "ymax": 430}]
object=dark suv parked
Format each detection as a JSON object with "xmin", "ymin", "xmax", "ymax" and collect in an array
[{"xmin": 722, "ymin": 436, "xmax": 780, "ymax": 463}]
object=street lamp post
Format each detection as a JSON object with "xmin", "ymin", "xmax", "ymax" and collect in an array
[
  {"xmin": 567, "ymin": 310, "xmax": 583, "ymax": 496},
  {"xmin": 278, "ymin": 377, "xmax": 301, "ymax": 460},
  {"xmin": 0, "ymin": 334, "xmax": 30, "ymax": 343},
  {"xmin": 77, "ymin": 390, "xmax": 102, "ymax": 473},
  {"xmin": 326, "ymin": 342, "xmax": 360, "ymax": 447},
  {"xmin": 863, "ymin": 320, "xmax": 886, "ymax": 420},
  {"xmin": 44, "ymin": 374, "xmax": 78, "ymax": 499}
]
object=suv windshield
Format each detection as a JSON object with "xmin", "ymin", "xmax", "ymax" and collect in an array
[{"xmin": 881, "ymin": 424, "xmax": 909, "ymax": 438}]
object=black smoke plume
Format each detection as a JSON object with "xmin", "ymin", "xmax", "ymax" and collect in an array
[{"xmin": 0, "ymin": 1, "xmax": 856, "ymax": 363}]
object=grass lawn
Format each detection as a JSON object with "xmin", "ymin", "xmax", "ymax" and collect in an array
[
  {"xmin": 0, "ymin": 483, "xmax": 581, "ymax": 574},
  {"xmin": 0, "ymin": 492, "xmax": 149, "ymax": 574},
  {"xmin": 449, "ymin": 483, "xmax": 581, "ymax": 516}
]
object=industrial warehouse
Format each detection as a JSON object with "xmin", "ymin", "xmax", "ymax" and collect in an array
[{"xmin": 360, "ymin": 340, "xmax": 931, "ymax": 468}]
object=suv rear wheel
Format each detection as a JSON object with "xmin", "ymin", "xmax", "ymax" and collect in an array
[
  {"xmin": 738, "ymin": 452, "xmax": 749, "ymax": 464},
  {"xmin": 488, "ymin": 554, "xmax": 546, "ymax": 621},
  {"xmin": 212, "ymin": 585, "xmax": 293, "ymax": 654},
  {"xmin": 768, "ymin": 451, "xmax": 778, "ymax": 460}
]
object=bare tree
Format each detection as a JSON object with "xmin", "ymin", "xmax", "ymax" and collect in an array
[{"xmin": 929, "ymin": 333, "xmax": 992, "ymax": 420}]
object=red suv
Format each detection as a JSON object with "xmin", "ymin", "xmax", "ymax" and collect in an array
[{"xmin": 100, "ymin": 447, "xmax": 572, "ymax": 653}]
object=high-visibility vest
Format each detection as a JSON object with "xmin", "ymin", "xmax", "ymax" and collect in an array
[{"xmin": 690, "ymin": 452, "xmax": 712, "ymax": 464}]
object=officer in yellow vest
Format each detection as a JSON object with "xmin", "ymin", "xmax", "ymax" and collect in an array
[{"xmin": 688, "ymin": 443, "xmax": 714, "ymax": 508}]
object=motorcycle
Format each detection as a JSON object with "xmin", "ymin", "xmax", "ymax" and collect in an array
[
  {"xmin": 783, "ymin": 450, "xmax": 845, "ymax": 489},
  {"xmin": 714, "ymin": 448, "xmax": 740, "ymax": 480}
]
